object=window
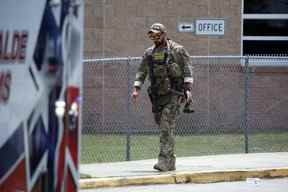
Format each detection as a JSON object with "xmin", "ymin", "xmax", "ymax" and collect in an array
[
  {"xmin": 244, "ymin": 20, "xmax": 288, "ymax": 36},
  {"xmin": 244, "ymin": 0, "xmax": 288, "ymax": 14},
  {"xmin": 242, "ymin": 0, "xmax": 288, "ymax": 55},
  {"xmin": 243, "ymin": 40, "xmax": 288, "ymax": 55}
]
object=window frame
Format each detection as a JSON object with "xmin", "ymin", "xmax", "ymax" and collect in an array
[{"xmin": 241, "ymin": 1, "xmax": 288, "ymax": 55}]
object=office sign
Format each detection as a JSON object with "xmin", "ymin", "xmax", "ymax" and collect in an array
[{"xmin": 195, "ymin": 19, "xmax": 225, "ymax": 36}]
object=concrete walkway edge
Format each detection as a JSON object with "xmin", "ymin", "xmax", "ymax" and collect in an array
[{"xmin": 80, "ymin": 167, "xmax": 288, "ymax": 189}]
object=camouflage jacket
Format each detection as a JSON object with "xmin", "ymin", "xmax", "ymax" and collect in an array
[{"xmin": 133, "ymin": 39, "xmax": 193, "ymax": 94}]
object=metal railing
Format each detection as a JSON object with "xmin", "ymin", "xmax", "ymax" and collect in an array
[{"xmin": 81, "ymin": 56, "xmax": 288, "ymax": 163}]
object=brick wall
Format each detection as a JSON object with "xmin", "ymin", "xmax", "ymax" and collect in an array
[{"xmin": 84, "ymin": 0, "xmax": 241, "ymax": 58}]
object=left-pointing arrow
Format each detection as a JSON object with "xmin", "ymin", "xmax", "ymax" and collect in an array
[{"xmin": 182, "ymin": 25, "xmax": 191, "ymax": 29}]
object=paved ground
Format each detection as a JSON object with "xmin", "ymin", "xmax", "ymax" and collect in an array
[
  {"xmin": 81, "ymin": 178, "xmax": 288, "ymax": 192},
  {"xmin": 79, "ymin": 152, "xmax": 288, "ymax": 189}
]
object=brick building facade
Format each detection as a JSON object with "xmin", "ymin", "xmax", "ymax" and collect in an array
[{"xmin": 84, "ymin": 0, "xmax": 242, "ymax": 58}]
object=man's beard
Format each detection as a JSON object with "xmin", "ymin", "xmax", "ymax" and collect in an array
[{"xmin": 154, "ymin": 40, "xmax": 164, "ymax": 47}]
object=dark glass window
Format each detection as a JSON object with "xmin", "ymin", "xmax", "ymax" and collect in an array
[
  {"xmin": 244, "ymin": 20, "xmax": 288, "ymax": 36},
  {"xmin": 244, "ymin": 0, "xmax": 288, "ymax": 14},
  {"xmin": 243, "ymin": 40, "xmax": 288, "ymax": 55}
]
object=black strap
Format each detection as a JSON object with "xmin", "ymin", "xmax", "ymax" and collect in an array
[{"xmin": 147, "ymin": 54, "xmax": 160, "ymax": 113}]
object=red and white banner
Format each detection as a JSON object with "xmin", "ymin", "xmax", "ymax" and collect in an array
[{"xmin": 0, "ymin": 0, "xmax": 83, "ymax": 191}]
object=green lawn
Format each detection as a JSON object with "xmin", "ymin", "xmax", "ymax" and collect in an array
[{"xmin": 81, "ymin": 132, "xmax": 288, "ymax": 164}]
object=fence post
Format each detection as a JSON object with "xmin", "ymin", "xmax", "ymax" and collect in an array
[
  {"xmin": 126, "ymin": 57, "xmax": 131, "ymax": 161},
  {"xmin": 243, "ymin": 56, "xmax": 249, "ymax": 153}
]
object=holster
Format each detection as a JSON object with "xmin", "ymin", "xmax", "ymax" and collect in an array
[
  {"xmin": 183, "ymin": 101, "xmax": 194, "ymax": 113},
  {"xmin": 147, "ymin": 86, "xmax": 162, "ymax": 113}
]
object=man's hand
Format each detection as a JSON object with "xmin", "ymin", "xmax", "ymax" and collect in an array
[
  {"xmin": 184, "ymin": 82, "xmax": 193, "ymax": 102},
  {"xmin": 183, "ymin": 90, "xmax": 194, "ymax": 113},
  {"xmin": 185, "ymin": 90, "xmax": 192, "ymax": 103},
  {"xmin": 132, "ymin": 87, "xmax": 140, "ymax": 103}
]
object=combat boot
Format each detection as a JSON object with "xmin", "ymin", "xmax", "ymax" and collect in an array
[
  {"xmin": 153, "ymin": 163, "xmax": 169, "ymax": 172},
  {"xmin": 168, "ymin": 155, "xmax": 176, "ymax": 171},
  {"xmin": 153, "ymin": 156, "xmax": 168, "ymax": 171},
  {"xmin": 153, "ymin": 155, "xmax": 176, "ymax": 171}
]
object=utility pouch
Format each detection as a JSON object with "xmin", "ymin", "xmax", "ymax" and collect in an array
[
  {"xmin": 168, "ymin": 62, "xmax": 182, "ymax": 78},
  {"xmin": 153, "ymin": 64, "xmax": 168, "ymax": 78},
  {"xmin": 157, "ymin": 77, "xmax": 171, "ymax": 95}
]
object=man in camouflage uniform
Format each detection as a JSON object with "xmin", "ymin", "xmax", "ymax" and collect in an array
[{"xmin": 132, "ymin": 23, "xmax": 194, "ymax": 171}]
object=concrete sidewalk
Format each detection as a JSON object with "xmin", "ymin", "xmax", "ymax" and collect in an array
[{"xmin": 79, "ymin": 152, "xmax": 288, "ymax": 189}]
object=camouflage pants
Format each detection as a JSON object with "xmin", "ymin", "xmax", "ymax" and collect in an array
[{"xmin": 153, "ymin": 94, "xmax": 181, "ymax": 169}]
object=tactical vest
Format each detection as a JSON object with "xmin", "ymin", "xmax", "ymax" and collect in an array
[{"xmin": 148, "ymin": 47, "xmax": 184, "ymax": 96}]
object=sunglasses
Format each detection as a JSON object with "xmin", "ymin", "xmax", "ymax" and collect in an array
[{"xmin": 148, "ymin": 32, "xmax": 162, "ymax": 41}]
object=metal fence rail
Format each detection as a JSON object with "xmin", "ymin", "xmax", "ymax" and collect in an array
[{"xmin": 81, "ymin": 56, "xmax": 288, "ymax": 163}]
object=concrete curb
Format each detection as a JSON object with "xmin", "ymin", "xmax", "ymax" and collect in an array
[{"xmin": 80, "ymin": 167, "xmax": 288, "ymax": 189}]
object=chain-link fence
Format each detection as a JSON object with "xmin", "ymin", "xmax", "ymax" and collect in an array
[{"xmin": 81, "ymin": 56, "xmax": 288, "ymax": 164}]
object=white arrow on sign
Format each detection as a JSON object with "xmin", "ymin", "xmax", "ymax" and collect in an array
[{"xmin": 177, "ymin": 23, "xmax": 194, "ymax": 33}]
